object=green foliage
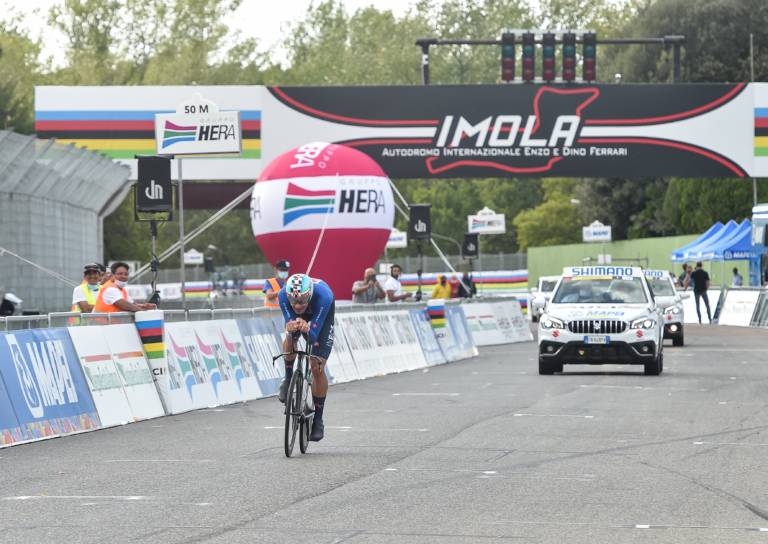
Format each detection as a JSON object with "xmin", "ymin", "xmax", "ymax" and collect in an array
[
  {"xmin": 513, "ymin": 198, "xmax": 582, "ymax": 249},
  {"xmin": 0, "ymin": 14, "xmax": 42, "ymax": 133}
]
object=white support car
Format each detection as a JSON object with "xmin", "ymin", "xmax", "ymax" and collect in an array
[
  {"xmin": 529, "ymin": 275, "xmax": 561, "ymax": 322},
  {"xmin": 643, "ymin": 269, "xmax": 686, "ymax": 347},
  {"xmin": 534, "ymin": 266, "xmax": 664, "ymax": 376}
]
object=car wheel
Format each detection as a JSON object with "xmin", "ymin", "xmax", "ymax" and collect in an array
[
  {"xmin": 538, "ymin": 357, "xmax": 562, "ymax": 375},
  {"xmin": 644, "ymin": 350, "xmax": 663, "ymax": 376},
  {"xmin": 672, "ymin": 330, "xmax": 684, "ymax": 347}
]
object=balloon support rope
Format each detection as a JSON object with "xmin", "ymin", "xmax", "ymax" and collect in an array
[{"xmin": 305, "ymin": 173, "xmax": 336, "ymax": 275}]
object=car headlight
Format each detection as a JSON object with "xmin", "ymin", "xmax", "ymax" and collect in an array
[
  {"xmin": 630, "ymin": 317, "xmax": 656, "ymax": 329},
  {"xmin": 540, "ymin": 315, "xmax": 566, "ymax": 329},
  {"xmin": 664, "ymin": 305, "xmax": 682, "ymax": 315}
]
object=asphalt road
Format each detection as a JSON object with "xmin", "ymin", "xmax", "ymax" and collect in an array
[{"xmin": 2, "ymin": 324, "xmax": 768, "ymax": 544}]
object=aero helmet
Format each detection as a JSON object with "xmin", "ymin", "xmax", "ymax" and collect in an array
[{"xmin": 285, "ymin": 273, "xmax": 313, "ymax": 304}]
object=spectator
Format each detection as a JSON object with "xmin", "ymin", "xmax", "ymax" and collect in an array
[
  {"xmin": 93, "ymin": 262, "xmax": 156, "ymax": 313},
  {"xmin": 383, "ymin": 264, "xmax": 413, "ymax": 303},
  {"xmin": 71, "ymin": 263, "xmax": 101, "ymax": 313},
  {"xmin": 458, "ymin": 272, "xmax": 476, "ymax": 298},
  {"xmin": 0, "ymin": 292, "xmax": 21, "ymax": 316},
  {"xmin": 690, "ymin": 261, "xmax": 711, "ymax": 324},
  {"xmin": 678, "ymin": 263, "xmax": 692, "ymax": 290},
  {"xmin": 98, "ymin": 262, "xmax": 111, "ymax": 286},
  {"xmin": 351, "ymin": 267, "xmax": 386, "ymax": 303},
  {"xmin": 431, "ymin": 274, "xmax": 452, "ymax": 299},
  {"xmin": 263, "ymin": 259, "xmax": 290, "ymax": 308},
  {"xmin": 669, "ymin": 271, "xmax": 680, "ymax": 287},
  {"xmin": 731, "ymin": 267, "xmax": 744, "ymax": 287},
  {"xmin": 448, "ymin": 274, "xmax": 461, "ymax": 298}
]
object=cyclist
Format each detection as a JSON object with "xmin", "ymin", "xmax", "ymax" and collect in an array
[{"xmin": 278, "ymin": 273, "xmax": 335, "ymax": 442}]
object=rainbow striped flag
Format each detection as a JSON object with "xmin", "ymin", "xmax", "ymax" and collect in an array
[
  {"xmin": 427, "ymin": 301, "xmax": 446, "ymax": 329},
  {"xmin": 756, "ymin": 108, "xmax": 768, "ymax": 156},
  {"xmin": 34, "ymin": 109, "xmax": 261, "ymax": 159},
  {"xmin": 136, "ymin": 319, "xmax": 164, "ymax": 360}
]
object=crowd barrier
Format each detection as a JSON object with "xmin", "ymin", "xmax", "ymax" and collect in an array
[{"xmin": 0, "ymin": 298, "xmax": 531, "ymax": 448}]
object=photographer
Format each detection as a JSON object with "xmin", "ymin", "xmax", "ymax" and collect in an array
[{"xmin": 351, "ymin": 267, "xmax": 386, "ymax": 304}]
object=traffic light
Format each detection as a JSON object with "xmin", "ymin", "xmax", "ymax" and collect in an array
[
  {"xmin": 583, "ymin": 32, "xmax": 597, "ymax": 81},
  {"xmin": 500, "ymin": 33, "xmax": 515, "ymax": 82},
  {"xmin": 542, "ymin": 33, "xmax": 555, "ymax": 82},
  {"xmin": 522, "ymin": 32, "xmax": 535, "ymax": 82},
  {"xmin": 562, "ymin": 33, "xmax": 576, "ymax": 82}
]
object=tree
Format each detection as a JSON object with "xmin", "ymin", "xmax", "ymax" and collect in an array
[
  {"xmin": 0, "ymin": 14, "xmax": 41, "ymax": 133},
  {"xmin": 513, "ymin": 199, "xmax": 582, "ymax": 249}
]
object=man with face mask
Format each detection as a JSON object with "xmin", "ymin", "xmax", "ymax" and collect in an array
[
  {"xmin": 264, "ymin": 260, "xmax": 290, "ymax": 309},
  {"xmin": 71, "ymin": 263, "xmax": 102, "ymax": 313},
  {"xmin": 383, "ymin": 264, "xmax": 413, "ymax": 303},
  {"xmin": 351, "ymin": 267, "xmax": 386, "ymax": 304},
  {"xmin": 93, "ymin": 262, "xmax": 156, "ymax": 313}
]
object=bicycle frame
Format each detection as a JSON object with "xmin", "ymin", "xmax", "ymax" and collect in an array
[{"xmin": 272, "ymin": 333, "xmax": 314, "ymax": 457}]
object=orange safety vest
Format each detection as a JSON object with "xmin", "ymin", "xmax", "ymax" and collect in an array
[
  {"xmin": 71, "ymin": 281, "xmax": 98, "ymax": 313},
  {"xmin": 93, "ymin": 280, "xmax": 129, "ymax": 313},
  {"xmin": 263, "ymin": 277, "xmax": 282, "ymax": 308}
]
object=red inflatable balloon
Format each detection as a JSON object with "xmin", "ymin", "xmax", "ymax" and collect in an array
[{"xmin": 250, "ymin": 142, "xmax": 394, "ymax": 299}]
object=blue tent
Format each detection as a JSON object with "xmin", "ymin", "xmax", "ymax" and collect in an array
[
  {"xmin": 670, "ymin": 222, "xmax": 723, "ymax": 262},
  {"xmin": 709, "ymin": 220, "xmax": 757, "ymax": 260},
  {"xmin": 680, "ymin": 220, "xmax": 739, "ymax": 261}
]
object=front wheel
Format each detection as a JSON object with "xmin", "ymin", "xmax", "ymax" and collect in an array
[
  {"xmin": 673, "ymin": 329, "xmax": 684, "ymax": 347},
  {"xmin": 645, "ymin": 350, "xmax": 663, "ymax": 376},
  {"xmin": 284, "ymin": 371, "xmax": 303, "ymax": 458},
  {"xmin": 538, "ymin": 357, "xmax": 562, "ymax": 375},
  {"xmin": 299, "ymin": 415, "xmax": 311, "ymax": 454}
]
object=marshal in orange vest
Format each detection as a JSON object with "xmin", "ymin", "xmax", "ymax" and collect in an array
[
  {"xmin": 263, "ymin": 277, "xmax": 283, "ymax": 308},
  {"xmin": 93, "ymin": 280, "xmax": 130, "ymax": 313}
]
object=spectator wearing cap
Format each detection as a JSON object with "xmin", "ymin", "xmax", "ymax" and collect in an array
[
  {"xmin": 264, "ymin": 259, "xmax": 290, "ymax": 308},
  {"xmin": 71, "ymin": 263, "xmax": 102, "ymax": 313},
  {"xmin": 93, "ymin": 261, "xmax": 156, "ymax": 313}
]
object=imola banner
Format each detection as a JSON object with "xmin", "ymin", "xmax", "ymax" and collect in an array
[
  {"xmin": 263, "ymin": 83, "xmax": 767, "ymax": 178},
  {"xmin": 36, "ymin": 83, "xmax": 768, "ymax": 179}
]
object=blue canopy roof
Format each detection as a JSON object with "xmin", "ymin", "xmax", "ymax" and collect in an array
[
  {"xmin": 671, "ymin": 219, "xmax": 760, "ymax": 262},
  {"xmin": 708, "ymin": 220, "xmax": 758, "ymax": 260},
  {"xmin": 670, "ymin": 222, "xmax": 723, "ymax": 262}
]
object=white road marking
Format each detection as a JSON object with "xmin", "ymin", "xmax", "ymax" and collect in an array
[
  {"xmin": 263, "ymin": 426, "xmax": 427, "ymax": 432},
  {"xmin": 104, "ymin": 459, "xmax": 213, "ymax": 463},
  {"xmin": 514, "ymin": 413, "xmax": 594, "ymax": 419},
  {"xmin": 479, "ymin": 383, "xmax": 493, "ymax": 390},
  {"xmin": 635, "ymin": 524, "xmax": 650, "ymax": 529},
  {"xmin": 3, "ymin": 495, "xmax": 147, "ymax": 501},
  {"xmin": 693, "ymin": 441, "xmax": 768, "ymax": 447},
  {"xmin": 384, "ymin": 468, "xmax": 398, "ymax": 472},
  {"xmin": 392, "ymin": 393, "xmax": 460, "ymax": 397}
]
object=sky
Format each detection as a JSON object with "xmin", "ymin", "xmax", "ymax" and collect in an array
[{"xmin": 8, "ymin": 0, "xmax": 416, "ymax": 68}]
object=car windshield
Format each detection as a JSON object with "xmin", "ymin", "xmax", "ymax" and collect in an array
[
  {"xmin": 552, "ymin": 277, "xmax": 648, "ymax": 304},
  {"xmin": 540, "ymin": 280, "xmax": 558, "ymax": 292},
  {"xmin": 648, "ymin": 278, "xmax": 675, "ymax": 296}
]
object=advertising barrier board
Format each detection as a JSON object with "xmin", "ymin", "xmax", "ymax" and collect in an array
[
  {"xmin": 462, "ymin": 302, "xmax": 508, "ymax": 346},
  {"xmin": 445, "ymin": 306, "xmax": 479, "ymax": 360},
  {"xmin": 0, "ymin": 329, "xmax": 100, "ymax": 440},
  {"xmin": 236, "ymin": 316, "xmax": 285, "ymax": 397},
  {"xmin": 164, "ymin": 322, "xmax": 219, "ymax": 411},
  {"xmin": 683, "ymin": 289, "xmax": 721, "ymax": 323},
  {"xmin": 408, "ymin": 308, "xmax": 447, "ymax": 366},
  {"xmin": 336, "ymin": 313, "xmax": 386, "ymax": 378},
  {"xmin": 67, "ymin": 327, "xmax": 135, "ymax": 427},
  {"xmin": 191, "ymin": 320, "xmax": 254, "ymax": 404},
  {"xmin": 101, "ymin": 325, "xmax": 165, "ymax": 420},
  {"xmin": 0, "ymin": 373, "xmax": 26, "ymax": 447},
  {"xmin": 717, "ymin": 289, "xmax": 761, "ymax": 327},
  {"xmin": 325, "ymin": 318, "xmax": 360, "ymax": 383}
]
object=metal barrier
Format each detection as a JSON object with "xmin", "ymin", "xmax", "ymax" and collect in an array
[{"xmin": 751, "ymin": 290, "xmax": 768, "ymax": 327}]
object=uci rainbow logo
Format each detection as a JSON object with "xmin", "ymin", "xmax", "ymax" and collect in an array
[{"xmin": 161, "ymin": 120, "xmax": 197, "ymax": 149}]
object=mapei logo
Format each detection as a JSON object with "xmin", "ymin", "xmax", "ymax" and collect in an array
[
  {"xmin": 161, "ymin": 120, "xmax": 237, "ymax": 149},
  {"xmin": 5, "ymin": 334, "xmax": 79, "ymax": 418}
]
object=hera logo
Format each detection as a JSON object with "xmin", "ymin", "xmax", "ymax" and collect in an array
[{"xmin": 144, "ymin": 180, "xmax": 164, "ymax": 200}]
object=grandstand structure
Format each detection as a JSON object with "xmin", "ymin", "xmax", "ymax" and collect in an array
[{"xmin": 0, "ymin": 131, "xmax": 130, "ymax": 313}]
